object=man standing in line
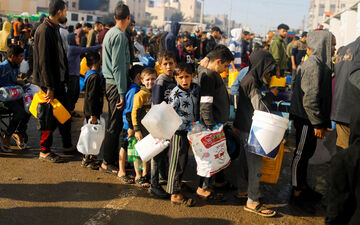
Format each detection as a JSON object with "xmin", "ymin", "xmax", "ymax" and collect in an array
[
  {"xmin": 269, "ymin": 24, "xmax": 289, "ymax": 77},
  {"xmin": 33, "ymin": 0, "xmax": 76, "ymax": 162},
  {"xmin": 100, "ymin": 4, "xmax": 131, "ymax": 174},
  {"xmin": 206, "ymin": 26, "xmax": 222, "ymax": 54}
]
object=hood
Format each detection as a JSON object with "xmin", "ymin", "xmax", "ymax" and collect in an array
[
  {"xmin": 307, "ymin": 30, "xmax": 333, "ymax": 69},
  {"xmin": 164, "ymin": 23, "xmax": 171, "ymax": 32},
  {"xmin": 247, "ymin": 49, "xmax": 276, "ymax": 84},
  {"xmin": 231, "ymin": 28, "xmax": 242, "ymax": 43},
  {"xmin": 2, "ymin": 21, "xmax": 11, "ymax": 33},
  {"xmin": 68, "ymin": 33, "xmax": 76, "ymax": 46},
  {"xmin": 170, "ymin": 22, "xmax": 181, "ymax": 36}
]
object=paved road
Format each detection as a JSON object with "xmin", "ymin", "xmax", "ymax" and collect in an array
[{"xmin": 0, "ymin": 97, "xmax": 329, "ymax": 225}]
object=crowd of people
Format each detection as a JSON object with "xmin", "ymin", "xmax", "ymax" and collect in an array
[{"xmin": 0, "ymin": 0, "xmax": 359, "ymax": 223}]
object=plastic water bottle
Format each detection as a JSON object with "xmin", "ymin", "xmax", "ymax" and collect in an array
[
  {"xmin": 127, "ymin": 137, "xmax": 137, "ymax": 162},
  {"xmin": 0, "ymin": 86, "xmax": 24, "ymax": 102},
  {"xmin": 23, "ymin": 92, "xmax": 33, "ymax": 114},
  {"xmin": 188, "ymin": 121, "xmax": 205, "ymax": 135}
]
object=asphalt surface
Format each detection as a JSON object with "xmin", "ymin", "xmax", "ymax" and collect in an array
[{"xmin": 0, "ymin": 96, "xmax": 329, "ymax": 225}]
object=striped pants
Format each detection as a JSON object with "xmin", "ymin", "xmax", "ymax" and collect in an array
[
  {"xmin": 291, "ymin": 116, "xmax": 318, "ymax": 188},
  {"xmin": 166, "ymin": 131, "xmax": 189, "ymax": 194}
]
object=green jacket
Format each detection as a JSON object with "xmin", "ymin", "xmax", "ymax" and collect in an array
[
  {"xmin": 269, "ymin": 35, "xmax": 288, "ymax": 70},
  {"xmin": 102, "ymin": 27, "xmax": 130, "ymax": 98}
]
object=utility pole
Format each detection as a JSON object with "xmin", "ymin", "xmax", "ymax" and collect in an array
[
  {"xmin": 228, "ymin": 0, "xmax": 232, "ymax": 37},
  {"xmin": 200, "ymin": 0, "xmax": 204, "ymax": 25}
]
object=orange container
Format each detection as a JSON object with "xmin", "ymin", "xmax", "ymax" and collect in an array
[
  {"xmin": 155, "ymin": 61, "xmax": 163, "ymax": 76},
  {"xmin": 29, "ymin": 91, "xmax": 71, "ymax": 124},
  {"xmin": 260, "ymin": 142, "xmax": 285, "ymax": 184}
]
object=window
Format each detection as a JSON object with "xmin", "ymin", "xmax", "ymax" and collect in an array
[
  {"xmin": 71, "ymin": 13, "xmax": 78, "ymax": 21},
  {"xmin": 341, "ymin": 3, "xmax": 346, "ymax": 9},
  {"xmin": 330, "ymin": 4, "xmax": 336, "ymax": 12},
  {"xmin": 87, "ymin": 15, "xmax": 93, "ymax": 21},
  {"xmin": 318, "ymin": 3, "xmax": 325, "ymax": 16},
  {"xmin": 72, "ymin": 2, "xmax": 76, "ymax": 8}
]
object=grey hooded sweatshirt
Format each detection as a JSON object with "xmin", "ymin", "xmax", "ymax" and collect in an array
[{"xmin": 290, "ymin": 30, "xmax": 333, "ymax": 129}]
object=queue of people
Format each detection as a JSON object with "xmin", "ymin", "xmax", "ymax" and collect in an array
[{"xmin": 0, "ymin": 0, "xmax": 359, "ymax": 223}]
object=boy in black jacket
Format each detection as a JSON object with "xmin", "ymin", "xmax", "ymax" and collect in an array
[
  {"xmin": 197, "ymin": 45, "xmax": 233, "ymax": 199},
  {"xmin": 82, "ymin": 51, "xmax": 104, "ymax": 169}
]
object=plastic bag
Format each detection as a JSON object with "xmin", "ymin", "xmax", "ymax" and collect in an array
[
  {"xmin": 77, "ymin": 117, "xmax": 105, "ymax": 155},
  {"xmin": 135, "ymin": 134, "xmax": 170, "ymax": 162},
  {"xmin": 187, "ymin": 125, "xmax": 231, "ymax": 177},
  {"xmin": 20, "ymin": 60, "xmax": 29, "ymax": 74}
]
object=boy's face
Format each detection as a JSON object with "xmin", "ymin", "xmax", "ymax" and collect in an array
[
  {"xmin": 160, "ymin": 58, "xmax": 176, "ymax": 76},
  {"xmin": 142, "ymin": 73, "xmax": 156, "ymax": 90},
  {"xmin": 214, "ymin": 59, "xmax": 229, "ymax": 74},
  {"xmin": 10, "ymin": 54, "xmax": 23, "ymax": 66},
  {"xmin": 175, "ymin": 72, "xmax": 193, "ymax": 90}
]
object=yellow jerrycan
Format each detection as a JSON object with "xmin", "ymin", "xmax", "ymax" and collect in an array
[{"xmin": 29, "ymin": 90, "xmax": 71, "ymax": 124}]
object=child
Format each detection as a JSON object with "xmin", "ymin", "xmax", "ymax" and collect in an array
[
  {"xmin": 118, "ymin": 65, "xmax": 144, "ymax": 185},
  {"xmin": 167, "ymin": 63, "xmax": 199, "ymax": 206},
  {"xmin": 151, "ymin": 51, "xmax": 177, "ymax": 198},
  {"xmin": 132, "ymin": 68, "xmax": 157, "ymax": 187},
  {"xmin": 82, "ymin": 51, "xmax": 104, "ymax": 169},
  {"xmin": 181, "ymin": 40, "xmax": 195, "ymax": 65},
  {"xmin": 197, "ymin": 45, "xmax": 234, "ymax": 199}
]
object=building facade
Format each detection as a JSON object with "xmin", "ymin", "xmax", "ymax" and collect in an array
[
  {"xmin": 308, "ymin": 0, "xmax": 359, "ymax": 30},
  {"xmin": 109, "ymin": 0, "xmax": 147, "ymax": 23}
]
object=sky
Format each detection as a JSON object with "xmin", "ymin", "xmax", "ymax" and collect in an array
[{"xmin": 203, "ymin": 0, "xmax": 311, "ymax": 35}]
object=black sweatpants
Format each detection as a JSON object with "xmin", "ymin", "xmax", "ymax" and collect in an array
[
  {"xmin": 166, "ymin": 131, "xmax": 189, "ymax": 194},
  {"xmin": 102, "ymin": 84, "xmax": 123, "ymax": 165},
  {"xmin": 291, "ymin": 116, "xmax": 317, "ymax": 189},
  {"xmin": 4, "ymin": 99, "xmax": 30, "ymax": 136}
]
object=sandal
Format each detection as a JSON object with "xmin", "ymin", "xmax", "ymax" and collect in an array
[
  {"xmin": 117, "ymin": 175, "xmax": 135, "ymax": 184},
  {"xmin": 12, "ymin": 133, "xmax": 25, "ymax": 150},
  {"xmin": 197, "ymin": 191, "xmax": 225, "ymax": 201},
  {"xmin": 171, "ymin": 197, "xmax": 196, "ymax": 207},
  {"xmin": 234, "ymin": 191, "xmax": 248, "ymax": 199},
  {"xmin": 135, "ymin": 176, "xmax": 150, "ymax": 188},
  {"xmin": 99, "ymin": 164, "xmax": 118, "ymax": 176},
  {"xmin": 82, "ymin": 157, "xmax": 101, "ymax": 170},
  {"xmin": 39, "ymin": 152, "xmax": 64, "ymax": 163},
  {"xmin": 244, "ymin": 204, "xmax": 276, "ymax": 217}
]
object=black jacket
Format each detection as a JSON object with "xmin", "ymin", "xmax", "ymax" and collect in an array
[
  {"xmin": 198, "ymin": 66, "xmax": 229, "ymax": 127},
  {"xmin": 290, "ymin": 30, "xmax": 333, "ymax": 129},
  {"xmin": 83, "ymin": 70, "xmax": 105, "ymax": 118},
  {"xmin": 331, "ymin": 37, "xmax": 360, "ymax": 125},
  {"xmin": 234, "ymin": 49, "xmax": 276, "ymax": 133},
  {"xmin": 326, "ymin": 42, "xmax": 360, "ymax": 225},
  {"xmin": 206, "ymin": 35, "xmax": 217, "ymax": 54},
  {"xmin": 32, "ymin": 19, "xmax": 69, "ymax": 93}
]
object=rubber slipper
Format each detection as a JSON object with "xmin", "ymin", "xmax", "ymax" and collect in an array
[
  {"xmin": 244, "ymin": 204, "xmax": 276, "ymax": 217},
  {"xmin": 99, "ymin": 165, "xmax": 118, "ymax": 176},
  {"xmin": 171, "ymin": 197, "xmax": 196, "ymax": 207},
  {"xmin": 234, "ymin": 191, "xmax": 248, "ymax": 199},
  {"xmin": 197, "ymin": 192, "xmax": 225, "ymax": 201},
  {"xmin": 135, "ymin": 177, "xmax": 150, "ymax": 188},
  {"xmin": 117, "ymin": 175, "xmax": 135, "ymax": 184},
  {"xmin": 39, "ymin": 152, "xmax": 64, "ymax": 163}
]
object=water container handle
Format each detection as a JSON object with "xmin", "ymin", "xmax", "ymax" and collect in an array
[{"xmin": 260, "ymin": 99, "xmax": 271, "ymax": 114}]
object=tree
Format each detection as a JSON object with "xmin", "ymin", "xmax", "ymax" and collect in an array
[{"xmin": 170, "ymin": 12, "xmax": 184, "ymax": 23}]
